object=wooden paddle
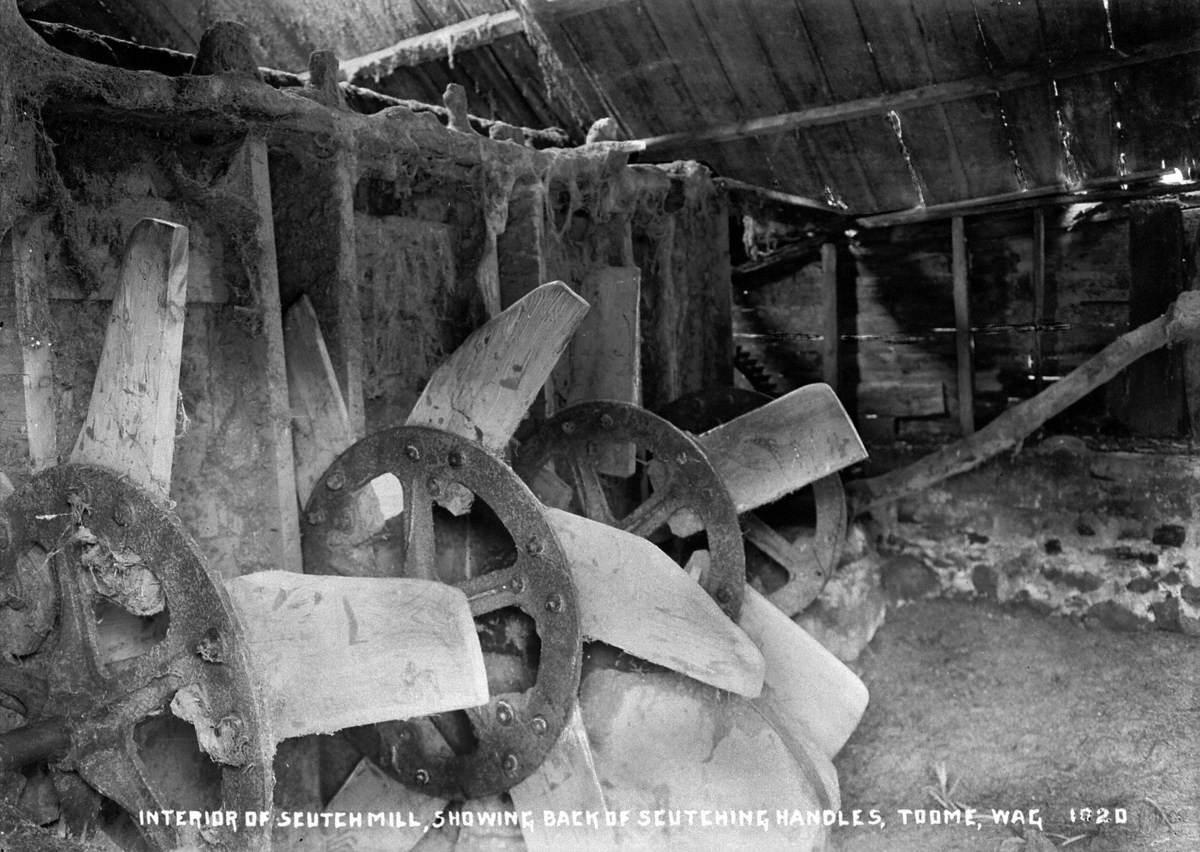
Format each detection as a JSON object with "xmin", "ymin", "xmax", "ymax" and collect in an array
[{"xmin": 77, "ymin": 219, "xmax": 490, "ymax": 742}]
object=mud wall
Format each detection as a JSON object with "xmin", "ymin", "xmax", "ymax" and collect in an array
[{"xmin": 0, "ymin": 7, "xmax": 734, "ymax": 583}]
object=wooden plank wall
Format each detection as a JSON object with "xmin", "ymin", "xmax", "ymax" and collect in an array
[{"xmin": 735, "ymin": 202, "xmax": 1200, "ymax": 444}]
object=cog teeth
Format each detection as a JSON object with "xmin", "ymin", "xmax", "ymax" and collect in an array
[{"xmin": 734, "ymin": 345, "xmax": 781, "ymax": 396}]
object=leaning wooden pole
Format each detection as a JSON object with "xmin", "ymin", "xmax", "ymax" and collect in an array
[{"xmin": 849, "ymin": 291, "xmax": 1200, "ymax": 514}]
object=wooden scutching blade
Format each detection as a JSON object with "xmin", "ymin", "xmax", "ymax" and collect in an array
[
  {"xmin": 71, "ymin": 218, "xmax": 188, "ymax": 498},
  {"xmin": 509, "ymin": 704, "xmax": 615, "ymax": 852},
  {"xmin": 739, "ymin": 586, "xmax": 868, "ymax": 760},
  {"xmin": 406, "ymin": 281, "xmax": 588, "ymax": 451},
  {"xmin": 226, "ymin": 571, "xmax": 489, "ymax": 740},
  {"xmin": 546, "ymin": 508, "xmax": 766, "ymax": 698},
  {"xmin": 284, "ymin": 295, "xmax": 355, "ymax": 507},
  {"xmin": 320, "ymin": 758, "xmax": 448, "ymax": 852},
  {"xmin": 580, "ymin": 668, "xmax": 828, "ymax": 851},
  {"xmin": 701, "ymin": 383, "xmax": 865, "ymax": 511}
]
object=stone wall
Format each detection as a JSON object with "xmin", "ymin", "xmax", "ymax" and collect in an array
[{"xmin": 873, "ymin": 439, "xmax": 1200, "ymax": 634}]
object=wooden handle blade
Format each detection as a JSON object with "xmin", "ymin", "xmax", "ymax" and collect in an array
[
  {"xmin": 547, "ymin": 266, "xmax": 641, "ymax": 476},
  {"xmin": 580, "ymin": 668, "xmax": 828, "ymax": 850},
  {"xmin": 545, "ymin": 508, "xmax": 765, "ymax": 697},
  {"xmin": 226, "ymin": 571, "xmax": 489, "ymax": 740},
  {"xmin": 738, "ymin": 585, "xmax": 868, "ymax": 759},
  {"xmin": 321, "ymin": 758, "xmax": 447, "ymax": 850},
  {"xmin": 693, "ymin": 383, "xmax": 866, "ymax": 519},
  {"xmin": 406, "ymin": 281, "xmax": 589, "ymax": 451},
  {"xmin": 284, "ymin": 295, "xmax": 355, "ymax": 507},
  {"xmin": 71, "ymin": 218, "xmax": 188, "ymax": 496},
  {"xmin": 509, "ymin": 703, "xmax": 614, "ymax": 851}
]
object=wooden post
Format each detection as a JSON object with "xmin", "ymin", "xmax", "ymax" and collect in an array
[
  {"xmin": 0, "ymin": 218, "xmax": 57, "ymax": 479},
  {"xmin": 820, "ymin": 242, "xmax": 839, "ymax": 391},
  {"xmin": 245, "ymin": 138, "xmax": 304, "ymax": 573},
  {"xmin": 1032, "ymin": 208, "xmax": 1046, "ymax": 387},
  {"xmin": 1113, "ymin": 200, "xmax": 1187, "ymax": 435},
  {"xmin": 952, "ymin": 216, "xmax": 974, "ymax": 434},
  {"xmin": 330, "ymin": 146, "xmax": 365, "ymax": 437}
]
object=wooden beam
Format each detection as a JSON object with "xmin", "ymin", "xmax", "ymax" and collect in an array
[
  {"xmin": 857, "ymin": 168, "xmax": 1179, "ymax": 227},
  {"xmin": 24, "ymin": 19, "xmax": 568, "ymax": 148},
  {"xmin": 626, "ymin": 32, "xmax": 1200, "ymax": 153},
  {"xmin": 244, "ymin": 138, "xmax": 304, "ymax": 574},
  {"xmin": 716, "ymin": 177, "xmax": 847, "ymax": 218},
  {"xmin": 525, "ymin": 0, "xmax": 638, "ymax": 21},
  {"xmin": 820, "ymin": 242, "xmax": 839, "ymax": 391},
  {"xmin": 341, "ymin": 11, "xmax": 524, "ymax": 81},
  {"xmin": 1111, "ymin": 200, "xmax": 1188, "ymax": 434},
  {"xmin": 0, "ymin": 218, "xmax": 56, "ymax": 477},
  {"xmin": 849, "ymin": 292, "xmax": 1200, "ymax": 512},
  {"xmin": 952, "ymin": 217, "xmax": 974, "ymax": 435},
  {"xmin": 1032, "ymin": 208, "xmax": 1046, "ymax": 387},
  {"xmin": 336, "ymin": 0, "xmax": 642, "ymax": 85}
]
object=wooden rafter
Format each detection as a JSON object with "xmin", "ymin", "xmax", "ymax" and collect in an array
[
  {"xmin": 856, "ymin": 169, "xmax": 1190, "ymax": 227},
  {"xmin": 336, "ymin": 0, "xmax": 639, "ymax": 82},
  {"xmin": 623, "ymin": 32, "xmax": 1200, "ymax": 154},
  {"xmin": 340, "ymin": 10, "xmax": 524, "ymax": 81}
]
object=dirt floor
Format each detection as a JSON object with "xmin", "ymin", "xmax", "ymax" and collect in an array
[{"xmin": 832, "ymin": 599, "xmax": 1199, "ymax": 851}]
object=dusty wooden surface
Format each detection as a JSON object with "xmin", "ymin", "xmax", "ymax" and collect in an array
[
  {"xmin": 407, "ymin": 281, "xmax": 588, "ymax": 452},
  {"xmin": 70, "ymin": 218, "xmax": 188, "ymax": 497},
  {"xmin": 580, "ymin": 668, "xmax": 827, "ymax": 852},
  {"xmin": 545, "ymin": 507, "xmax": 765, "ymax": 698},
  {"xmin": 509, "ymin": 704, "xmax": 614, "ymax": 852},
  {"xmin": 739, "ymin": 586, "xmax": 868, "ymax": 763},
  {"xmin": 284, "ymin": 295, "xmax": 354, "ymax": 506},
  {"xmin": 694, "ymin": 384, "xmax": 866, "ymax": 519},
  {"xmin": 0, "ymin": 218, "xmax": 56, "ymax": 479},
  {"xmin": 226, "ymin": 571, "xmax": 488, "ymax": 740}
]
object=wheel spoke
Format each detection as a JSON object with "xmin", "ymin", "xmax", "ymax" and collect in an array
[
  {"xmin": 76, "ymin": 743, "xmax": 179, "ymax": 850},
  {"xmin": 402, "ymin": 476, "xmax": 437, "ymax": 581},
  {"xmin": 619, "ymin": 490, "xmax": 680, "ymax": 539},
  {"xmin": 0, "ymin": 665, "xmax": 48, "ymax": 716},
  {"xmin": 565, "ymin": 457, "xmax": 614, "ymax": 525},
  {"xmin": 456, "ymin": 566, "xmax": 522, "ymax": 617}
]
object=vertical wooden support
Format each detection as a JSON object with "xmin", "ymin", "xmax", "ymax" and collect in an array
[
  {"xmin": 245, "ymin": 138, "xmax": 303, "ymax": 573},
  {"xmin": 1031, "ymin": 208, "xmax": 1046, "ymax": 387},
  {"xmin": 548, "ymin": 266, "xmax": 642, "ymax": 475},
  {"xmin": 331, "ymin": 147, "xmax": 365, "ymax": 437},
  {"xmin": 497, "ymin": 178, "xmax": 548, "ymax": 310},
  {"xmin": 820, "ymin": 241, "xmax": 839, "ymax": 391},
  {"xmin": 270, "ymin": 141, "xmax": 365, "ymax": 440},
  {"xmin": 1188, "ymin": 224, "xmax": 1200, "ymax": 441},
  {"xmin": 0, "ymin": 219, "xmax": 57, "ymax": 478},
  {"xmin": 951, "ymin": 216, "xmax": 974, "ymax": 435},
  {"xmin": 1114, "ymin": 200, "xmax": 1187, "ymax": 435}
]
